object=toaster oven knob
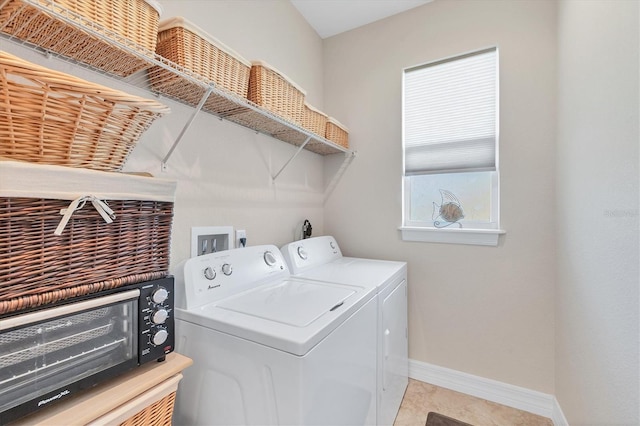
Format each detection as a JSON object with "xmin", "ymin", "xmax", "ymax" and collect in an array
[
  {"xmin": 203, "ymin": 266, "xmax": 216, "ymax": 280},
  {"xmin": 151, "ymin": 328, "xmax": 169, "ymax": 346},
  {"xmin": 151, "ymin": 308, "xmax": 169, "ymax": 325},
  {"xmin": 151, "ymin": 287, "xmax": 169, "ymax": 304}
]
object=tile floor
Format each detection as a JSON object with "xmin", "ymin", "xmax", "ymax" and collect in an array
[{"xmin": 394, "ymin": 379, "xmax": 553, "ymax": 426}]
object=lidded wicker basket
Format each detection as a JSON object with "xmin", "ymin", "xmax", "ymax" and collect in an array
[
  {"xmin": 0, "ymin": 51, "xmax": 170, "ymax": 171},
  {"xmin": 325, "ymin": 117, "xmax": 349, "ymax": 149},
  {"xmin": 0, "ymin": 160, "xmax": 177, "ymax": 315},
  {"xmin": 303, "ymin": 103, "xmax": 328, "ymax": 138},
  {"xmin": 0, "ymin": 0, "xmax": 162, "ymax": 76},
  {"xmin": 153, "ymin": 17, "xmax": 251, "ymax": 98},
  {"xmin": 248, "ymin": 60, "xmax": 306, "ymax": 126}
]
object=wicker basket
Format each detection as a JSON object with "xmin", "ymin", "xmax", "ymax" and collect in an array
[
  {"xmin": 248, "ymin": 60, "xmax": 306, "ymax": 126},
  {"xmin": 119, "ymin": 391, "xmax": 176, "ymax": 426},
  {"xmin": 0, "ymin": 0, "xmax": 162, "ymax": 76},
  {"xmin": 151, "ymin": 17, "xmax": 251, "ymax": 112},
  {"xmin": 326, "ymin": 117, "xmax": 349, "ymax": 149},
  {"xmin": 0, "ymin": 51, "xmax": 170, "ymax": 171},
  {"xmin": 303, "ymin": 103, "xmax": 328, "ymax": 138},
  {"xmin": 0, "ymin": 160, "xmax": 176, "ymax": 315},
  {"xmin": 87, "ymin": 371, "xmax": 183, "ymax": 426}
]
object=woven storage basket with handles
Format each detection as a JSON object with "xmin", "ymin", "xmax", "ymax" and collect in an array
[
  {"xmin": 150, "ymin": 16, "xmax": 251, "ymax": 115},
  {"xmin": 248, "ymin": 60, "xmax": 306, "ymax": 126},
  {"xmin": 0, "ymin": 160, "xmax": 176, "ymax": 315},
  {"xmin": 325, "ymin": 117, "xmax": 349, "ymax": 149},
  {"xmin": 0, "ymin": 0, "xmax": 162, "ymax": 76},
  {"xmin": 0, "ymin": 51, "xmax": 170, "ymax": 171}
]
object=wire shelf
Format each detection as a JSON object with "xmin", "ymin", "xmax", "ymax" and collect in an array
[{"xmin": 0, "ymin": 0, "xmax": 352, "ymax": 165}]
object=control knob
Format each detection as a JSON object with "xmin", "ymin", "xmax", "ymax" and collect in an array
[
  {"xmin": 297, "ymin": 246, "xmax": 308, "ymax": 260},
  {"xmin": 151, "ymin": 287, "xmax": 169, "ymax": 304},
  {"xmin": 151, "ymin": 308, "xmax": 169, "ymax": 325},
  {"xmin": 203, "ymin": 266, "xmax": 216, "ymax": 280},
  {"xmin": 264, "ymin": 251, "xmax": 278, "ymax": 266},
  {"xmin": 151, "ymin": 328, "xmax": 169, "ymax": 346},
  {"xmin": 222, "ymin": 263, "xmax": 233, "ymax": 276}
]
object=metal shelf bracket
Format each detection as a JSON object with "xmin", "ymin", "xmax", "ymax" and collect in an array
[
  {"xmin": 161, "ymin": 85, "xmax": 214, "ymax": 170},
  {"xmin": 271, "ymin": 136, "xmax": 311, "ymax": 181}
]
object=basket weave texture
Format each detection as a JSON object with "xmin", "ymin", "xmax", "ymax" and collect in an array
[
  {"xmin": 0, "ymin": 198, "xmax": 173, "ymax": 315},
  {"xmin": 119, "ymin": 391, "xmax": 177, "ymax": 426},
  {"xmin": 303, "ymin": 104, "xmax": 328, "ymax": 138},
  {"xmin": 0, "ymin": 51, "xmax": 169, "ymax": 171},
  {"xmin": 248, "ymin": 63, "xmax": 305, "ymax": 126},
  {"xmin": 0, "ymin": 0, "xmax": 160, "ymax": 76},
  {"xmin": 152, "ymin": 24, "xmax": 250, "ymax": 101},
  {"xmin": 326, "ymin": 120, "xmax": 349, "ymax": 149}
]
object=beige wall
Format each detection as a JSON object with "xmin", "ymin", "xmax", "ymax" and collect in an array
[
  {"xmin": 323, "ymin": 0, "xmax": 557, "ymax": 393},
  {"xmin": 2, "ymin": 0, "xmax": 327, "ymax": 268},
  {"xmin": 556, "ymin": 0, "xmax": 639, "ymax": 423}
]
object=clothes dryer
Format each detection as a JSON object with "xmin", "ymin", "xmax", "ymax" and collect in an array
[
  {"xmin": 173, "ymin": 245, "xmax": 378, "ymax": 425},
  {"xmin": 281, "ymin": 236, "xmax": 408, "ymax": 426}
]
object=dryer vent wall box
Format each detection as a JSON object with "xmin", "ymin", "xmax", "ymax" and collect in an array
[{"xmin": 191, "ymin": 226, "xmax": 234, "ymax": 257}]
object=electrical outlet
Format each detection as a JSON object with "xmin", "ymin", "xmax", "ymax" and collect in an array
[{"xmin": 236, "ymin": 229, "xmax": 247, "ymax": 247}]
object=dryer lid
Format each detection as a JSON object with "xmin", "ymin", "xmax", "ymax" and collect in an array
[
  {"xmin": 217, "ymin": 279, "xmax": 355, "ymax": 327},
  {"xmin": 295, "ymin": 257, "xmax": 406, "ymax": 290}
]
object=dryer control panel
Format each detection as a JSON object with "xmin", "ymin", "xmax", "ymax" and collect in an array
[{"xmin": 281, "ymin": 236, "xmax": 342, "ymax": 274}]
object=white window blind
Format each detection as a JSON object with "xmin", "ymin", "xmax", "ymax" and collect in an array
[{"xmin": 403, "ymin": 47, "xmax": 498, "ymax": 176}]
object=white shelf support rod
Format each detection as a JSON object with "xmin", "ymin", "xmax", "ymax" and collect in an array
[
  {"xmin": 324, "ymin": 151, "xmax": 356, "ymax": 204},
  {"xmin": 271, "ymin": 136, "xmax": 311, "ymax": 181},
  {"xmin": 162, "ymin": 85, "xmax": 214, "ymax": 169}
]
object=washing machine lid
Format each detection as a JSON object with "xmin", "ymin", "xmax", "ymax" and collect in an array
[
  {"xmin": 176, "ymin": 277, "xmax": 375, "ymax": 356},
  {"xmin": 217, "ymin": 279, "xmax": 355, "ymax": 327}
]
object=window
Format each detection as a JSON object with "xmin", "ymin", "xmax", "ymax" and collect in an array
[{"xmin": 401, "ymin": 47, "xmax": 504, "ymax": 246}]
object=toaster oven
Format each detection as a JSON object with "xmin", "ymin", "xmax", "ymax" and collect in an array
[{"xmin": 0, "ymin": 276, "xmax": 174, "ymax": 424}]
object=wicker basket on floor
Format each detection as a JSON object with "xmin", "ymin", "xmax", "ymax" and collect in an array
[
  {"xmin": 248, "ymin": 61, "xmax": 306, "ymax": 126},
  {"xmin": 151, "ymin": 17, "xmax": 251, "ymax": 111},
  {"xmin": 0, "ymin": 0, "xmax": 162, "ymax": 76},
  {"xmin": 0, "ymin": 51, "xmax": 169, "ymax": 171},
  {"xmin": 303, "ymin": 103, "xmax": 328, "ymax": 138},
  {"xmin": 0, "ymin": 160, "xmax": 176, "ymax": 315},
  {"xmin": 325, "ymin": 117, "xmax": 349, "ymax": 149}
]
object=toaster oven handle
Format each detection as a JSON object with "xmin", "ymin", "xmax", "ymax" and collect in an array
[{"xmin": 0, "ymin": 289, "xmax": 141, "ymax": 331}]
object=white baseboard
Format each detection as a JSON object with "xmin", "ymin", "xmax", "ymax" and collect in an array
[
  {"xmin": 551, "ymin": 397, "xmax": 569, "ymax": 426},
  {"xmin": 408, "ymin": 359, "xmax": 568, "ymax": 424}
]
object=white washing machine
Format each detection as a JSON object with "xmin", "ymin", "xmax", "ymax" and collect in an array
[
  {"xmin": 172, "ymin": 244, "xmax": 378, "ymax": 425},
  {"xmin": 280, "ymin": 236, "xmax": 408, "ymax": 426}
]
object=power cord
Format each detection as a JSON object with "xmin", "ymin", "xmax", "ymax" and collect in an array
[{"xmin": 302, "ymin": 220, "xmax": 312, "ymax": 239}]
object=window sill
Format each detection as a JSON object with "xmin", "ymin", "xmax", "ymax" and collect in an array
[{"xmin": 399, "ymin": 226, "xmax": 505, "ymax": 246}]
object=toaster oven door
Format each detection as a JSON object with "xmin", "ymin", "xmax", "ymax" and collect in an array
[{"xmin": 0, "ymin": 289, "xmax": 140, "ymax": 422}]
